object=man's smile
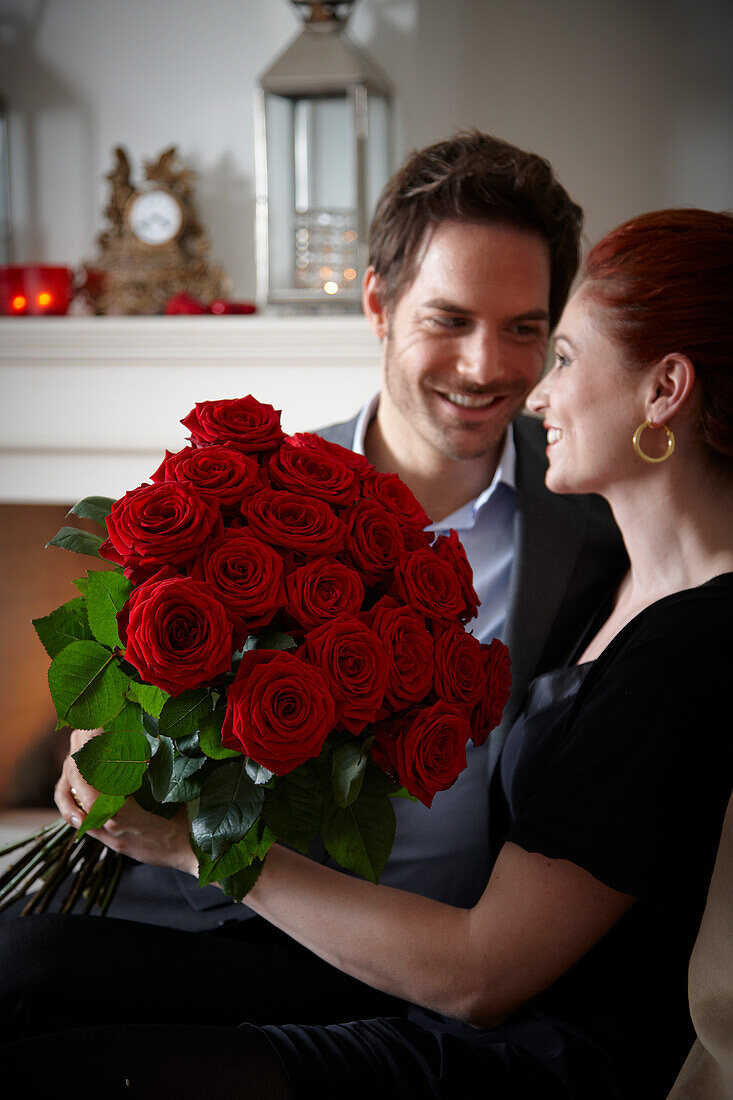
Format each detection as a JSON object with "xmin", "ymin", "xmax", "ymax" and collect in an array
[{"xmin": 439, "ymin": 391, "xmax": 501, "ymax": 409}]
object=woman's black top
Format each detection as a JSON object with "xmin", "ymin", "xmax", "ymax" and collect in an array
[{"xmin": 263, "ymin": 573, "xmax": 733, "ymax": 1099}]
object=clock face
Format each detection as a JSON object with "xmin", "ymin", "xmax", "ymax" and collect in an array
[{"xmin": 127, "ymin": 189, "xmax": 184, "ymax": 246}]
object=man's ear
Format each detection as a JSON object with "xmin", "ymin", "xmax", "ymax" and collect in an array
[
  {"xmin": 646, "ymin": 353, "xmax": 696, "ymax": 427},
  {"xmin": 362, "ymin": 267, "xmax": 389, "ymax": 340}
]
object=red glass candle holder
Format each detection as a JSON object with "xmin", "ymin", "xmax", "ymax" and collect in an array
[{"xmin": 0, "ymin": 265, "xmax": 75, "ymax": 316}]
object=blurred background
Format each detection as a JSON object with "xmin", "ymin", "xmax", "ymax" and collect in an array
[
  {"xmin": 0, "ymin": 0, "xmax": 731, "ymax": 808},
  {"xmin": 2, "ymin": 0, "xmax": 732, "ymax": 285}
]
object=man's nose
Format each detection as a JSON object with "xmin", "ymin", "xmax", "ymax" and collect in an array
[{"xmin": 455, "ymin": 329, "xmax": 498, "ymax": 383}]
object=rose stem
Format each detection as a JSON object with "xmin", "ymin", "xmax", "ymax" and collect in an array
[
  {"xmin": 81, "ymin": 845, "xmax": 116, "ymax": 915},
  {"xmin": 21, "ymin": 832, "xmax": 85, "ymax": 916},
  {"xmin": 0, "ymin": 823, "xmax": 73, "ymax": 904},
  {"xmin": 0, "ymin": 818, "xmax": 67, "ymax": 859},
  {"xmin": 98, "ymin": 852, "xmax": 124, "ymax": 916},
  {"xmin": 59, "ymin": 837, "xmax": 103, "ymax": 914}
]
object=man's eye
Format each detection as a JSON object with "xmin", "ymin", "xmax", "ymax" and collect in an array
[
  {"xmin": 554, "ymin": 351, "xmax": 571, "ymax": 368},
  {"xmin": 428, "ymin": 315, "xmax": 467, "ymax": 329},
  {"xmin": 510, "ymin": 324, "xmax": 543, "ymax": 338}
]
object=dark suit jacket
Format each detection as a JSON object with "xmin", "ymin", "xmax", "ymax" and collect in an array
[{"xmin": 103, "ymin": 409, "xmax": 627, "ymax": 929}]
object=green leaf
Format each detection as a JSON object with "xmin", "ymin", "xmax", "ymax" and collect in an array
[
  {"xmin": 389, "ymin": 786, "xmax": 418, "ymax": 801},
  {"xmin": 158, "ymin": 689, "xmax": 212, "ymax": 739},
  {"xmin": 149, "ymin": 736, "xmax": 206, "ymax": 804},
  {"xmin": 191, "ymin": 761, "xmax": 264, "ymax": 859},
  {"xmin": 142, "ymin": 712, "xmax": 159, "ymax": 738},
  {"xmin": 363, "ymin": 763, "xmax": 406, "ymax": 799},
  {"xmin": 68, "ymin": 496, "xmax": 116, "ymax": 527},
  {"xmin": 76, "ymin": 792, "xmax": 127, "ymax": 837},
  {"xmin": 245, "ymin": 759, "xmax": 274, "ymax": 785},
  {"xmin": 198, "ymin": 709, "xmax": 240, "ymax": 760},
  {"xmin": 244, "ymin": 630, "xmax": 296, "ymax": 652},
  {"xmin": 148, "ymin": 735, "xmax": 175, "ymax": 801},
  {"xmin": 73, "ymin": 576, "xmax": 89, "ymax": 596},
  {"xmin": 331, "ymin": 739, "xmax": 369, "ymax": 808},
  {"xmin": 196, "ymin": 821, "xmax": 275, "ymax": 898},
  {"xmin": 48, "ymin": 640, "xmax": 130, "ymax": 729},
  {"xmin": 165, "ymin": 756, "xmax": 207, "ymax": 804},
  {"xmin": 85, "ymin": 571, "xmax": 132, "ymax": 648},
  {"xmin": 321, "ymin": 786, "xmax": 395, "ymax": 884},
  {"xmin": 263, "ymin": 763, "xmax": 324, "ymax": 855},
  {"xmin": 127, "ymin": 681, "xmax": 169, "ymax": 719},
  {"xmin": 73, "ymin": 729, "xmax": 151, "ymax": 795},
  {"xmin": 133, "ymin": 772, "xmax": 181, "ymax": 819},
  {"xmin": 46, "ymin": 526, "xmax": 103, "ymax": 558},
  {"xmin": 197, "ymin": 825, "xmax": 260, "ymax": 888},
  {"xmin": 220, "ymin": 857, "xmax": 265, "ymax": 902},
  {"xmin": 32, "ymin": 598, "xmax": 93, "ymax": 658},
  {"xmin": 105, "ymin": 700, "xmax": 146, "ymax": 735},
  {"xmin": 174, "ymin": 731, "xmax": 201, "ymax": 757}
]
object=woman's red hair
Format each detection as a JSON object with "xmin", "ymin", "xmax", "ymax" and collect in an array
[{"xmin": 582, "ymin": 208, "xmax": 733, "ymax": 461}]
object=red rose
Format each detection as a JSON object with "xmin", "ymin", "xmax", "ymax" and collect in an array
[
  {"xmin": 303, "ymin": 617, "xmax": 388, "ymax": 735},
  {"xmin": 432, "ymin": 530, "xmax": 480, "ymax": 624},
  {"xmin": 150, "ymin": 445, "xmax": 262, "ymax": 510},
  {"xmin": 268, "ymin": 442, "xmax": 359, "ymax": 506},
  {"xmin": 361, "ymin": 471, "xmax": 432, "ymax": 530},
  {"xmin": 341, "ymin": 499, "xmax": 405, "ymax": 584},
  {"xmin": 366, "ymin": 597, "xmax": 434, "ymax": 710},
  {"xmin": 402, "ymin": 526, "xmax": 436, "ymax": 552},
  {"xmin": 99, "ymin": 483, "xmax": 222, "ymax": 579},
  {"xmin": 471, "ymin": 639, "xmax": 511, "ymax": 746},
  {"xmin": 181, "ymin": 396, "xmax": 285, "ymax": 454},
  {"xmin": 286, "ymin": 557, "xmax": 365, "ymax": 629},
  {"xmin": 222, "ymin": 649, "xmax": 336, "ymax": 775},
  {"xmin": 391, "ymin": 547, "xmax": 469, "ymax": 624},
  {"xmin": 119, "ymin": 572, "xmax": 233, "ymax": 696},
  {"xmin": 288, "ymin": 432, "xmax": 373, "ymax": 477},
  {"xmin": 242, "ymin": 489, "xmax": 347, "ymax": 555},
  {"xmin": 189, "ymin": 529, "xmax": 285, "ymax": 636},
  {"xmin": 433, "ymin": 624, "xmax": 486, "ymax": 708},
  {"xmin": 371, "ymin": 701, "xmax": 470, "ymax": 808}
]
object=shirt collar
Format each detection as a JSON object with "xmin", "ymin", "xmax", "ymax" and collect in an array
[{"xmin": 351, "ymin": 391, "xmax": 517, "ymax": 530}]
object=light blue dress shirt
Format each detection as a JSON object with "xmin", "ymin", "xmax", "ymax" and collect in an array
[{"xmin": 351, "ymin": 396, "xmax": 518, "ymax": 907}]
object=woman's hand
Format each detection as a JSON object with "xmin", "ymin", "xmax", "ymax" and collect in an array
[{"xmin": 54, "ymin": 728, "xmax": 198, "ymax": 877}]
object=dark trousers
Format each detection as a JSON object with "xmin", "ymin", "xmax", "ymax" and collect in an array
[
  {"xmin": 0, "ymin": 912, "xmax": 582, "ymax": 1099},
  {"xmin": 0, "ymin": 911, "xmax": 406, "ymax": 1042}
]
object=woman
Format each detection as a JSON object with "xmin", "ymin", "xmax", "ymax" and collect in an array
[{"xmin": 10, "ymin": 209, "xmax": 733, "ymax": 1098}]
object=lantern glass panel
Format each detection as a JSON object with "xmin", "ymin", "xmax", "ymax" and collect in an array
[
  {"xmin": 366, "ymin": 93, "xmax": 390, "ymax": 213},
  {"xmin": 264, "ymin": 92, "xmax": 296, "ymax": 294},
  {"xmin": 291, "ymin": 94, "xmax": 359, "ymax": 300}
]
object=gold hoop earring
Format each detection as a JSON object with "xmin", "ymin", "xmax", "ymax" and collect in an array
[{"xmin": 632, "ymin": 421, "xmax": 675, "ymax": 464}]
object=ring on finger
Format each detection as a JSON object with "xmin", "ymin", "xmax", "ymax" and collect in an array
[{"xmin": 70, "ymin": 787, "xmax": 86, "ymax": 813}]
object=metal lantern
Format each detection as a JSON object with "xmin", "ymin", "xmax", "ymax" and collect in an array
[{"xmin": 254, "ymin": 1, "xmax": 392, "ymax": 310}]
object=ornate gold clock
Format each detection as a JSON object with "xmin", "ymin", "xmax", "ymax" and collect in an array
[{"xmin": 92, "ymin": 146, "xmax": 226, "ymax": 314}]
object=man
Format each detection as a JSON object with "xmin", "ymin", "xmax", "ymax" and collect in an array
[
  {"xmin": 0, "ymin": 132, "xmax": 626, "ymax": 1035},
  {"xmin": 308, "ymin": 132, "xmax": 627, "ymax": 910}
]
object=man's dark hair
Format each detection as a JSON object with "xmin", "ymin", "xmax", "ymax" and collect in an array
[{"xmin": 368, "ymin": 130, "xmax": 583, "ymax": 329}]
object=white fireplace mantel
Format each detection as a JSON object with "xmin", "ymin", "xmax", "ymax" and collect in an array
[{"xmin": 0, "ymin": 315, "xmax": 382, "ymax": 504}]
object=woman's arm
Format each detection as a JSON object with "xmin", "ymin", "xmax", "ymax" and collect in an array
[
  {"xmin": 245, "ymin": 841, "xmax": 634, "ymax": 1028},
  {"xmin": 57, "ymin": 732, "xmax": 634, "ymax": 1030}
]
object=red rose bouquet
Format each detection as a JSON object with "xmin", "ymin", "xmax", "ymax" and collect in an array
[{"xmin": 0, "ymin": 395, "xmax": 510, "ymax": 914}]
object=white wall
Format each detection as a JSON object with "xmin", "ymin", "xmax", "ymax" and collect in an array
[{"xmin": 1, "ymin": 0, "xmax": 731, "ymax": 295}]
